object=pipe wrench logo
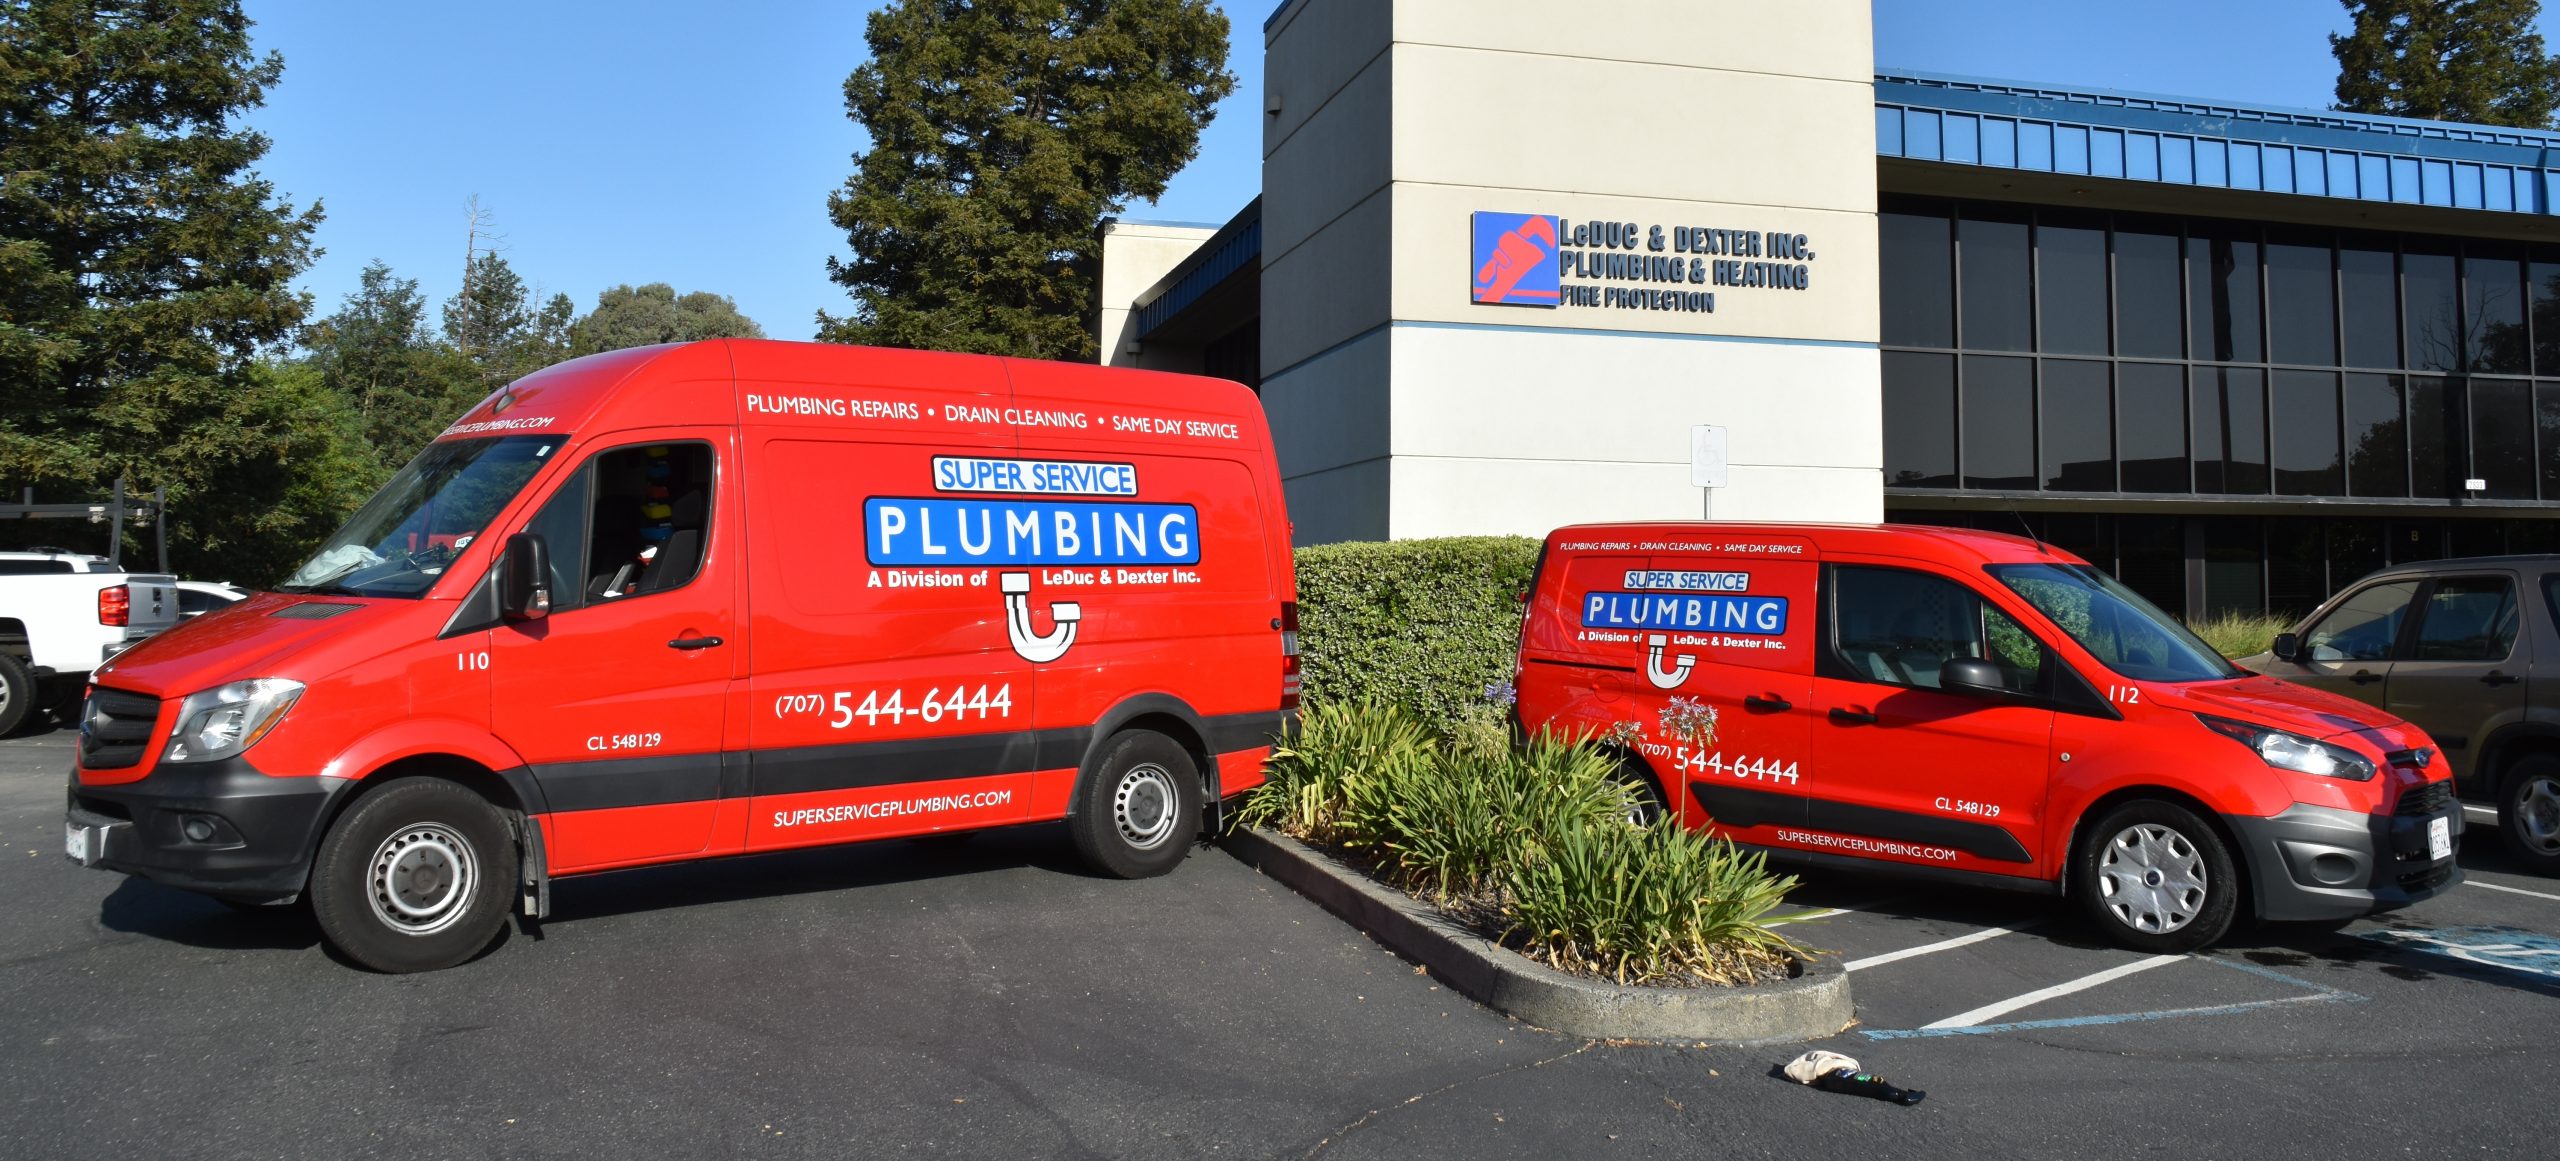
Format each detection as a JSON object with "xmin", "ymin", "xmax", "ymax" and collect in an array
[
  {"xmin": 1000, "ymin": 572, "xmax": 1080, "ymax": 663},
  {"xmin": 1644, "ymin": 633, "xmax": 1695, "ymax": 690},
  {"xmin": 1470, "ymin": 212, "xmax": 1560, "ymax": 306}
]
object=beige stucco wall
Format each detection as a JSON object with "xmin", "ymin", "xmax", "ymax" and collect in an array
[{"xmin": 1097, "ymin": 220, "xmax": 1217, "ymax": 369}]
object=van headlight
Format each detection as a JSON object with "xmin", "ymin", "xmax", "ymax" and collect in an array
[
  {"xmin": 2197, "ymin": 714, "xmax": 2376, "ymax": 782},
  {"xmin": 164, "ymin": 679, "xmax": 305, "ymax": 764}
]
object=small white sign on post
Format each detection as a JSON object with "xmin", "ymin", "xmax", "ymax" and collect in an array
[{"xmin": 1690, "ymin": 425, "xmax": 1728, "ymax": 489}]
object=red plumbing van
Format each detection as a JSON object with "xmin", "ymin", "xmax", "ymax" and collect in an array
[
  {"xmin": 1515, "ymin": 522, "xmax": 2462, "ymax": 952},
  {"xmin": 64, "ymin": 340, "xmax": 1298, "ymax": 972}
]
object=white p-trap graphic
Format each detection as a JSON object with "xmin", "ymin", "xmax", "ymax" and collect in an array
[
  {"xmin": 1644, "ymin": 633, "xmax": 1695, "ymax": 690},
  {"xmin": 1001, "ymin": 572, "xmax": 1081, "ymax": 663}
]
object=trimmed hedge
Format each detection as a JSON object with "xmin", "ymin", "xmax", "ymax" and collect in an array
[{"xmin": 1294, "ymin": 536, "xmax": 1542, "ymax": 731}]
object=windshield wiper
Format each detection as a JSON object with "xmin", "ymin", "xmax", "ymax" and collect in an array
[{"xmin": 275, "ymin": 582, "xmax": 372, "ymax": 598}]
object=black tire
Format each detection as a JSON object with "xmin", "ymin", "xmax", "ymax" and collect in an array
[
  {"xmin": 308, "ymin": 779, "xmax": 517, "ymax": 973},
  {"xmin": 2498, "ymin": 753, "xmax": 2560, "ymax": 877},
  {"xmin": 2074, "ymin": 800, "xmax": 2240, "ymax": 953},
  {"xmin": 1614, "ymin": 753, "xmax": 1670, "ymax": 828},
  {"xmin": 0, "ymin": 653, "xmax": 34, "ymax": 737},
  {"xmin": 1069, "ymin": 731, "xmax": 1200, "ymax": 879}
]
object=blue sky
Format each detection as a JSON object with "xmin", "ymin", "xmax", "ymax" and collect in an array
[{"xmin": 239, "ymin": 0, "xmax": 2560, "ymax": 343}]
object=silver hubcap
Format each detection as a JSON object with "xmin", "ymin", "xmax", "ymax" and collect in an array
[
  {"xmin": 1113, "ymin": 763, "xmax": 1180, "ymax": 851},
  {"xmin": 1622, "ymin": 784, "xmax": 1660, "ymax": 828},
  {"xmin": 2517, "ymin": 777, "xmax": 2560, "ymax": 855},
  {"xmin": 367, "ymin": 824, "xmax": 477, "ymax": 936},
  {"xmin": 2097, "ymin": 823, "xmax": 2207, "ymax": 935}
]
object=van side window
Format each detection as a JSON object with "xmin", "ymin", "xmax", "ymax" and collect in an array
[
  {"xmin": 2301, "ymin": 580, "xmax": 2420, "ymax": 662},
  {"xmin": 519, "ymin": 442, "xmax": 714, "ymax": 612},
  {"xmin": 2410, "ymin": 577, "xmax": 2519, "ymax": 662},
  {"xmin": 1830, "ymin": 566, "xmax": 2043, "ymax": 694}
]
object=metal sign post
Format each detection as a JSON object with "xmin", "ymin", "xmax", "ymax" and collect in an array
[{"xmin": 1690, "ymin": 425, "xmax": 1727, "ymax": 520}]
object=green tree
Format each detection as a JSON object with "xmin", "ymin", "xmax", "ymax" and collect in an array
[
  {"xmin": 305, "ymin": 261, "xmax": 481, "ymax": 476},
  {"xmin": 820, "ymin": 0, "xmax": 1235, "ymax": 359},
  {"xmin": 569, "ymin": 282, "xmax": 765, "ymax": 356},
  {"xmin": 0, "ymin": 0, "xmax": 326, "ymax": 577},
  {"xmin": 2332, "ymin": 0, "xmax": 2560, "ymax": 127}
]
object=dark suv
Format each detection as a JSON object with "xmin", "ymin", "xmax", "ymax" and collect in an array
[{"xmin": 2243, "ymin": 556, "xmax": 2559, "ymax": 875}]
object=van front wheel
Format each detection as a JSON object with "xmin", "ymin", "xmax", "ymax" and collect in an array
[
  {"xmin": 1070, "ymin": 731, "xmax": 1200, "ymax": 879},
  {"xmin": 309, "ymin": 779, "xmax": 517, "ymax": 973},
  {"xmin": 2074, "ymin": 800, "xmax": 2238, "ymax": 953}
]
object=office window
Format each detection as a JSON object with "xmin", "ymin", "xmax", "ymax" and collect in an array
[
  {"xmin": 2189, "ymin": 225, "xmax": 2263, "ymax": 363},
  {"xmin": 2471, "ymin": 379, "xmax": 2536, "ymax": 499},
  {"xmin": 2344, "ymin": 373, "xmax": 2408, "ymax": 498},
  {"xmin": 2404, "ymin": 245, "xmax": 2462, "ymax": 372},
  {"xmin": 2465, "ymin": 250, "xmax": 2528, "ymax": 374},
  {"xmin": 2266, "ymin": 235, "xmax": 2336, "ymax": 366},
  {"xmin": 1883, "ymin": 351, "xmax": 1957, "ymax": 488},
  {"xmin": 1961, "ymin": 208, "xmax": 2034, "ymax": 352},
  {"xmin": 2115, "ymin": 221, "xmax": 2184, "ymax": 359},
  {"xmin": 2192, "ymin": 367, "xmax": 2268, "ymax": 494},
  {"xmin": 2038, "ymin": 215, "xmax": 2110, "ymax": 355},
  {"xmin": 2042, "ymin": 359, "xmax": 2113, "ymax": 490},
  {"xmin": 1964, "ymin": 355, "xmax": 2036, "ymax": 490},
  {"xmin": 2340, "ymin": 240, "xmax": 2400, "ymax": 369},
  {"xmin": 2117, "ymin": 363, "xmax": 2188, "ymax": 492},
  {"xmin": 2271, "ymin": 370, "xmax": 2343, "ymax": 495},
  {"xmin": 1881, "ymin": 206, "xmax": 1954, "ymax": 348}
]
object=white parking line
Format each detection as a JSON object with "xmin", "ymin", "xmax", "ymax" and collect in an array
[
  {"xmin": 1919, "ymin": 954, "xmax": 2184, "ymax": 1030},
  {"xmin": 1843, "ymin": 925, "xmax": 2023, "ymax": 972},
  {"xmin": 2462, "ymin": 804, "xmax": 2499, "ymax": 820},
  {"xmin": 2469, "ymin": 880, "xmax": 2560, "ymax": 903}
]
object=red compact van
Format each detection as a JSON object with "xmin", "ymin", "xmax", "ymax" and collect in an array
[
  {"xmin": 64, "ymin": 340, "xmax": 1297, "ymax": 972},
  {"xmin": 1515, "ymin": 522, "xmax": 2463, "ymax": 952}
]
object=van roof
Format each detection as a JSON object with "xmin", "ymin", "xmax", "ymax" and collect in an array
[
  {"xmin": 433, "ymin": 339, "xmax": 1269, "ymax": 448},
  {"xmin": 1546, "ymin": 521, "xmax": 2081, "ymax": 566}
]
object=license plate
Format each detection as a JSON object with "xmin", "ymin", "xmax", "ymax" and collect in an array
[
  {"xmin": 64, "ymin": 822, "xmax": 88, "ymax": 864},
  {"xmin": 2429, "ymin": 816, "xmax": 2453, "ymax": 861}
]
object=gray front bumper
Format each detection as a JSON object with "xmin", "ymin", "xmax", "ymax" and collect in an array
[{"xmin": 2225, "ymin": 800, "xmax": 2463, "ymax": 922}]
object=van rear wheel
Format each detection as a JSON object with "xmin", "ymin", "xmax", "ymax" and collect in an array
[
  {"xmin": 1070, "ymin": 730, "xmax": 1200, "ymax": 879},
  {"xmin": 2498, "ymin": 754, "xmax": 2560, "ymax": 876},
  {"xmin": 2075, "ymin": 800, "xmax": 2238, "ymax": 953},
  {"xmin": 309, "ymin": 779, "xmax": 516, "ymax": 973},
  {"xmin": 1614, "ymin": 754, "xmax": 1669, "ymax": 828}
]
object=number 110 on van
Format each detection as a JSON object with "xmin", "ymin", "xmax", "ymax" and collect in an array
[{"xmin": 772, "ymin": 684, "xmax": 1013, "ymax": 729}]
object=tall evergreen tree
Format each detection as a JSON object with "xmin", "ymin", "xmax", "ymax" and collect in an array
[
  {"xmin": 305, "ymin": 261, "xmax": 480, "ymax": 475},
  {"xmin": 820, "ymin": 0, "xmax": 1234, "ymax": 360},
  {"xmin": 0, "ymin": 0, "xmax": 325, "ymax": 573},
  {"xmin": 2333, "ymin": 0, "xmax": 2560, "ymax": 127}
]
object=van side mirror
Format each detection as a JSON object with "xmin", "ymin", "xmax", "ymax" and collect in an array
[
  {"xmin": 1938, "ymin": 657, "xmax": 2011, "ymax": 700},
  {"xmin": 2271, "ymin": 633, "xmax": 2301, "ymax": 663},
  {"xmin": 500, "ymin": 533, "xmax": 552, "ymax": 622}
]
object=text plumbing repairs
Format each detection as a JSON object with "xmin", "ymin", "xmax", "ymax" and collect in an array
[
  {"xmin": 1514, "ymin": 522, "xmax": 2465, "ymax": 953},
  {"xmin": 61, "ymin": 340, "xmax": 1299, "ymax": 973}
]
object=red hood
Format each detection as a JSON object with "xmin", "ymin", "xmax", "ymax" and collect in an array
[
  {"xmin": 2146, "ymin": 675, "xmax": 2424, "ymax": 750},
  {"xmin": 90, "ymin": 592, "xmax": 411, "ymax": 699}
]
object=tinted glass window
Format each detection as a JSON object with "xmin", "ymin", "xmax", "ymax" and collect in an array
[
  {"xmin": 2470, "ymin": 379, "xmax": 2536, "ymax": 499},
  {"xmin": 2408, "ymin": 376, "xmax": 2457, "ymax": 497},
  {"xmin": 1963, "ymin": 355, "xmax": 2036, "ymax": 489},
  {"xmin": 2042, "ymin": 359, "xmax": 2112, "ymax": 490},
  {"xmin": 2344, "ymin": 373, "xmax": 2408, "ymax": 497},
  {"xmin": 2303, "ymin": 580, "xmax": 2420, "ymax": 662},
  {"xmin": 2115, "ymin": 515, "xmax": 2185, "ymax": 616},
  {"xmin": 2330, "ymin": 519, "xmax": 2386, "ymax": 585},
  {"xmin": 2115, "ymin": 221, "xmax": 2184, "ymax": 359},
  {"xmin": 1881, "ymin": 207, "xmax": 1954, "ymax": 348},
  {"xmin": 2404, "ymin": 246, "xmax": 2462, "ymax": 372},
  {"xmin": 1883, "ymin": 351, "xmax": 1957, "ymax": 488},
  {"xmin": 2191, "ymin": 366, "xmax": 2268, "ymax": 494},
  {"xmin": 2534, "ymin": 259, "xmax": 2560, "ymax": 374},
  {"xmin": 2545, "ymin": 575, "xmax": 2560, "ymax": 634},
  {"xmin": 2039, "ymin": 216, "xmax": 2110, "ymax": 355},
  {"xmin": 1830, "ymin": 566, "xmax": 2044, "ymax": 694},
  {"xmin": 2118, "ymin": 363, "xmax": 2188, "ymax": 492},
  {"xmin": 2189, "ymin": 228, "xmax": 2262, "ymax": 362},
  {"xmin": 0, "ymin": 559, "xmax": 74, "ymax": 575},
  {"xmin": 2271, "ymin": 370, "xmax": 2343, "ymax": 495},
  {"xmin": 2267, "ymin": 519, "xmax": 2327, "ymax": 620},
  {"xmin": 2541, "ymin": 382, "xmax": 2560, "ymax": 499},
  {"xmin": 519, "ymin": 461, "xmax": 593, "ymax": 613},
  {"xmin": 1960, "ymin": 209, "xmax": 2034, "ymax": 351},
  {"xmin": 2340, "ymin": 241, "xmax": 2401, "ymax": 369},
  {"xmin": 2411, "ymin": 576, "xmax": 2519, "ymax": 662},
  {"xmin": 2266, "ymin": 237, "xmax": 2336, "ymax": 366},
  {"xmin": 2466, "ymin": 250, "xmax": 2528, "ymax": 374},
  {"xmin": 1993, "ymin": 563, "xmax": 2238, "ymax": 681},
  {"xmin": 2201, "ymin": 516, "xmax": 2263, "ymax": 617},
  {"xmin": 572, "ymin": 442, "xmax": 714, "ymax": 605}
]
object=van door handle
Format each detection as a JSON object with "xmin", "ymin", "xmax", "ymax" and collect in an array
[
  {"xmin": 1828, "ymin": 707, "xmax": 1877, "ymax": 726},
  {"xmin": 1744, "ymin": 694, "xmax": 1793, "ymax": 713},
  {"xmin": 668, "ymin": 635, "xmax": 725, "ymax": 650},
  {"xmin": 2482, "ymin": 671, "xmax": 2521, "ymax": 687},
  {"xmin": 2349, "ymin": 670, "xmax": 2383, "ymax": 685}
]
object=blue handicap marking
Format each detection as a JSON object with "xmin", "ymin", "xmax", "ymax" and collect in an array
[{"xmin": 2356, "ymin": 925, "xmax": 2560, "ymax": 980}]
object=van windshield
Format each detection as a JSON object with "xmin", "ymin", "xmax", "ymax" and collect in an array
[
  {"xmin": 1988, "ymin": 563, "xmax": 2242, "ymax": 684},
  {"xmin": 279, "ymin": 436, "xmax": 565, "ymax": 598}
]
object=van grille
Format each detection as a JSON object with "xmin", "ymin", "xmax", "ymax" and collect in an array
[
  {"xmin": 78, "ymin": 688, "xmax": 160, "ymax": 770},
  {"xmin": 2394, "ymin": 780, "xmax": 2453, "ymax": 818}
]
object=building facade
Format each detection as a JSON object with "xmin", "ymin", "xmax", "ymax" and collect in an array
[{"xmin": 1099, "ymin": 0, "xmax": 2560, "ymax": 620}]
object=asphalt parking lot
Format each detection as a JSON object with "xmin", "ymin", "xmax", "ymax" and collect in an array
[{"xmin": 7, "ymin": 722, "xmax": 2558, "ymax": 1158}]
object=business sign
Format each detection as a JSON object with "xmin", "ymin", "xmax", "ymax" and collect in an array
[
  {"xmin": 1470, "ymin": 211, "xmax": 1823, "ymax": 319},
  {"xmin": 1469, "ymin": 212, "xmax": 1561, "ymax": 306}
]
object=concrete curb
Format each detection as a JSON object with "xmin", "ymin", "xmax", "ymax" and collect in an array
[{"xmin": 1220, "ymin": 827, "xmax": 1853, "ymax": 1045}]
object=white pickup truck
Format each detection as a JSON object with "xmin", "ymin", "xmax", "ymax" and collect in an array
[{"xmin": 0, "ymin": 550, "xmax": 180, "ymax": 733}]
